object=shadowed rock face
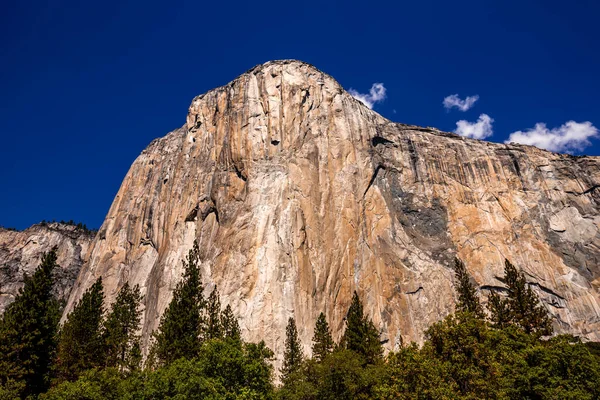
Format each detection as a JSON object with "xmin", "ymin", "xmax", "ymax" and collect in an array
[
  {"xmin": 0, "ymin": 223, "xmax": 94, "ymax": 313},
  {"xmin": 64, "ymin": 60, "xmax": 600, "ymax": 366}
]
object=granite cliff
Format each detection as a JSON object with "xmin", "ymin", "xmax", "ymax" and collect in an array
[
  {"xmin": 0, "ymin": 223, "xmax": 94, "ymax": 313},
  {"xmin": 64, "ymin": 60, "xmax": 600, "ymax": 365}
]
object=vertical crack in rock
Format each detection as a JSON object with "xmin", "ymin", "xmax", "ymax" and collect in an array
[{"xmin": 405, "ymin": 137, "xmax": 420, "ymax": 182}]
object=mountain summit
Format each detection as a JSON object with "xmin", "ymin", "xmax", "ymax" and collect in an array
[{"xmin": 64, "ymin": 60, "xmax": 600, "ymax": 363}]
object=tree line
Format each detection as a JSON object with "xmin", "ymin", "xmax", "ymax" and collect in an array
[
  {"xmin": 39, "ymin": 220, "xmax": 97, "ymax": 234},
  {"xmin": 1, "ymin": 244, "xmax": 599, "ymax": 399}
]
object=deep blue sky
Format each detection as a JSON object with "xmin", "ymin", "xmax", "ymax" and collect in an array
[{"xmin": 2, "ymin": 0, "xmax": 599, "ymax": 230}]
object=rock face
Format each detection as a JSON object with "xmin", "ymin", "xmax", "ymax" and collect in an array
[
  {"xmin": 65, "ymin": 60, "xmax": 600, "ymax": 365},
  {"xmin": 0, "ymin": 223, "xmax": 94, "ymax": 313}
]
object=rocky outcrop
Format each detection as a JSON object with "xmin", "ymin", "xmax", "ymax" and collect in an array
[
  {"xmin": 0, "ymin": 223, "xmax": 94, "ymax": 313},
  {"xmin": 65, "ymin": 60, "xmax": 600, "ymax": 366}
]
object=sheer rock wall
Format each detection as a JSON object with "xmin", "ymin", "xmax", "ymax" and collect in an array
[
  {"xmin": 64, "ymin": 60, "xmax": 600, "ymax": 365},
  {"xmin": 0, "ymin": 223, "xmax": 94, "ymax": 313}
]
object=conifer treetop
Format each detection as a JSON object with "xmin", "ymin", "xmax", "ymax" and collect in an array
[
  {"xmin": 453, "ymin": 258, "xmax": 484, "ymax": 318},
  {"xmin": 312, "ymin": 312, "xmax": 335, "ymax": 362}
]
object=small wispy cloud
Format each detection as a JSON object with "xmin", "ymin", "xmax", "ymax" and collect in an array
[
  {"xmin": 505, "ymin": 121, "xmax": 599, "ymax": 153},
  {"xmin": 349, "ymin": 83, "xmax": 386, "ymax": 109},
  {"xmin": 443, "ymin": 94, "xmax": 479, "ymax": 112},
  {"xmin": 454, "ymin": 114, "xmax": 494, "ymax": 139}
]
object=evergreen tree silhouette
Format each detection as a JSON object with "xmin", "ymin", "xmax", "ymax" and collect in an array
[
  {"xmin": 55, "ymin": 278, "xmax": 105, "ymax": 382},
  {"xmin": 311, "ymin": 312, "xmax": 334, "ymax": 362},
  {"xmin": 221, "ymin": 304, "xmax": 241, "ymax": 341},
  {"xmin": 454, "ymin": 258, "xmax": 484, "ymax": 318},
  {"xmin": 280, "ymin": 317, "xmax": 303, "ymax": 383},
  {"xmin": 340, "ymin": 291, "xmax": 383, "ymax": 364},
  {"xmin": 103, "ymin": 282, "xmax": 142, "ymax": 370},
  {"xmin": 504, "ymin": 259, "xmax": 553, "ymax": 336},
  {"xmin": 488, "ymin": 259, "xmax": 552, "ymax": 336},
  {"xmin": 152, "ymin": 241, "xmax": 206, "ymax": 365},
  {"xmin": 0, "ymin": 249, "xmax": 61, "ymax": 397},
  {"xmin": 206, "ymin": 286, "xmax": 223, "ymax": 340}
]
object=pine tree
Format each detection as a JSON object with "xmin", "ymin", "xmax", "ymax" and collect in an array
[
  {"xmin": 206, "ymin": 286, "xmax": 223, "ymax": 340},
  {"xmin": 487, "ymin": 260, "xmax": 553, "ymax": 336},
  {"xmin": 126, "ymin": 339, "xmax": 142, "ymax": 371},
  {"xmin": 152, "ymin": 241, "xmax": 206, "ymax": 365},
  {"xmin": 103, "ymin": 282, "xmax": 142, "ymax": 370},
  {"xmin": 55, "ymin": 277, "xmax": 105, "ymax": 382},
  {"xmin": 221, "ymin": 304, "xmax": 241, "ymax": 341},
  {"xmin": 487, "ymin": 291, "xmax": 511, "ymax": 329},
  {"xmin": 340, "ymin": 291, "xmax": 383, "ymax": 364},
  {"xmin": 311, "ymin": 312, "xmax": 334, "ymax": 362},
  {"xmin": 281, "ymin": 317, "xmax": 303, "ymax": 383},
  {"xmin": 454, "ymin": 258, "xmax": 484, "ymax": 318},
  {"xmin": 0, "ymin": 249, "xmax": 61, "ymax": 397},
  {"xmin": 503, "ymin": 259, "xmax": 553, "ymax": 336}
]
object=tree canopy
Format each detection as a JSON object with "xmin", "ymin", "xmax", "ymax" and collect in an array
[
  {"xmin": 55, "ymin": 278, "xmax": 106, "ymax": 382},
  {"xmin": 0, "ymin": 249, "xmax": 61, "ymax": 397},
  {"xmin": 311, "ymin": 312, "xmax": 334, "ymax": 362},
  {"xmin": 1, "ymin": 248, "xmax": 598, "ymax": 400},
  {"xmin": 340, "ymin": 291, "xmax": 383, "ymax": 365},
  {"xmin": 151, "ymin": 241, "xmax": 206, "ymax": 365},
  {"xmin": 453, "ymin": 257, "xmax": 484, "ymax": 318}
]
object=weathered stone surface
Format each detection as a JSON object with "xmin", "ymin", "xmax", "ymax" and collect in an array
[
  {"xmin": 0, "ymin": 223, "xmax": 94, "ymax": 313},
  {"xmin": 65, "ymin": 60, "xmax": 600, "ymax": 367}
]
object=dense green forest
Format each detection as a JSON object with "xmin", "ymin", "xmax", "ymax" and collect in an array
[{"xmin": 1, "ymin": 243, "xmax": 599, "ymax": 399}]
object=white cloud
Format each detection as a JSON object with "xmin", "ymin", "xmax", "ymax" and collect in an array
[
  {"xmin": 349, "ymin": 83, "xmax": 386, "ymax": 109},
  {"xmin": 443, "ymin": 94, "xmax": 479, "ymax": 111},
  {"xmin": 505, "ymin": 121, "xmax": 599, "ymax": 153},
  {"xmin": 454, "ymin": 113, "xmax": 494, "ymax": 139}
]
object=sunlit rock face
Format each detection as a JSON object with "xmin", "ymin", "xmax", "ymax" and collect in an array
[
  {"xmin": 64, "ymin": 60, "xmax": 600, "ymax": 366},
  {"xmin": 0, "ymin": 223, "xmax": 94, "ymax": 313}
]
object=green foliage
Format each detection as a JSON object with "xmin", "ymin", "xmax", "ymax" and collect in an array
[
  {"xmin": 279, "ymin": 261, "xmax": 592, "ymax": 400},
  {"xmin": 376, "ymin": 314, "xmax": 600, "ymax": 400},
  {"xmin": 311, "ymin": 312, "xmax": 334, "ymax": 362},
  {"xmin": 584, "ymin": 341, "xmax": 600, "ymax": 360},
  {"xmin": 2, "ymin": 249, "xmax": 599, "ymax": 400},
  {"xmin": 103, "ymin": 282, "xmax": 142, "ymax": 370},
  {"xmin": 40, "ymin": 368, "xmax": 137, "ymax": 400},
  {"xmin": 127, "ymin": 340, "xmax": 143, "ymax": 372},
  {"xmin": 140, "ymin": 340, "xmax": 274, "ymax": 399},
  {"xmin": 340, "ymin": 291, "xmax": 383, "ymax": 365},
  {"xmin": 423, "ymin": 312, "xmax": 518, "ymax": 398},
  {"xmin": 206, "ymin": 286, "xmax": 224, "ymax": 340},
  {"xmin": 279, "ymin": 293, "xmax": 384, "ymax": 399},
  {"xmin": 140, "ymin": 358, "xmax": 225, "ymax": 399},
  {"xmin": 281, "ymin": 317, "xmax": 303, "ymax": 383},
  {"xmin": 55, "ymin": 278, "xmax": 105, "ymax": 382},
  {"xmin": 43, "ymin": 339, "xmax": 275, "ymax": 400},
  {"xmin": 375, "ymin": 343, "xmax": 458, "ymax": 400},
  {"xmin": 221, "ymin": 304, "xmax": 241, "ymax": 341},
  {"xmin": 152, "ymin": 241, "xmax": 206, "ymax": 365},
  {"xmin": 314, "ymin": 349, "xmax": 383, "ymax": 400},
  {"xmin": 200, "ymin": 339, "xmax": 274, "ymax": 398},
  {"xmin": 487, "ymin": 290, "xmax": 512, "ymax": 329},
  {"xmin": 278, "ymin": 349, "xmax": 383, "ymax": 400},
  {"xmin": 0, "ymin": 379, "xmax": 25, "ymax": 400},
  {"xmin": 488, "ymin": 259, "xmax": 553, "ymax": 336},
  {"xmin": 453, "ymin": 258, "xmax": 484, "ymax": 318},
  {"xmin": 515, "ymin": 335, "xmax": 600, "ymax": 399},
  {"xmin": 504, "ymin": 259, "xmax": 553, "ymax": 336},
  {"xmin": 0, "ymin": 249, "xmax": 61, "ymax": 397}
]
